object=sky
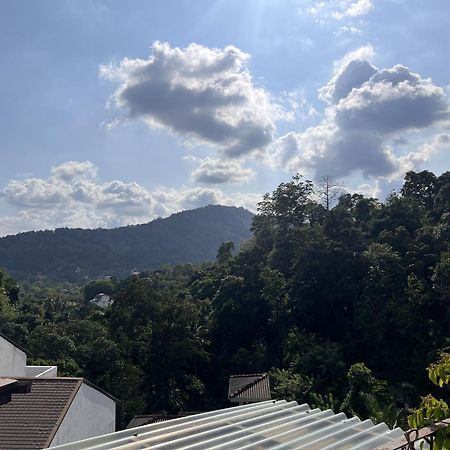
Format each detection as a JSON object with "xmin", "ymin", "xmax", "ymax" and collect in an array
[{"xmin": 0, "ymin": 0, "xmax": 449, "ymax": 235}]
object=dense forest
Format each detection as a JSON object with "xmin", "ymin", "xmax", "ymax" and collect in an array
[
  {"xmin": 0, "ymin": 205, "xmax": 253, "ymax": 282},
  {"xmin": 0, "ymin": 170, "xmax": 449, "ymax": 430}
]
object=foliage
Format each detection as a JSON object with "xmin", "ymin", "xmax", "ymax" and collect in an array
[
  {"xmin": 269, "ymin": 368, "xmax": 313, "ymax": 402},
  {"xmin": 341, "ymin": 363, "xmax": 396, "ymax": 426},
  {"xmin": 1, "ymin": 170, "xmax": 450, "ymax": 432},
  {"xmin": 0, "ymin": 205, "xmax": 253, "ymax": 282},
  {"xmin": 409, "ymin": 353, "xmax": 450, "ymax": 449}
]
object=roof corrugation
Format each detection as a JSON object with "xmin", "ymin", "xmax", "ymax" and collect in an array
[
  {"xmin": 0, "ymin": 377, "xmax": 81, "ymax": 450},
  {"xmin": 51, "ymin": 400, "xmax": 405, "ymax": 450},
  {"xmin": 126, "ymin": 412, "xmax": 201, "ymax": 428},
  {"xmin": 228, "ymin": 373, "xmax": 271, "ymax": 402}
]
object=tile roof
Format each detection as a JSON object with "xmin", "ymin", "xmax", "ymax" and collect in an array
[
  {"xmin": 228, "ymin": 373, "xmax": 271, "ymax": 402},
  {"xmin": 0, "ymin": 377, "xmax": 82, "ymax": 450},
  {"xmin": 50, "ymin": 399, "xmax": 406, "ymax": 450}
]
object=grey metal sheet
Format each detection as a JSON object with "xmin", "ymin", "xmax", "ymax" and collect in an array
[{"xmin": 51, "ymin": 400, "xmax": 405, "ymax": 450}]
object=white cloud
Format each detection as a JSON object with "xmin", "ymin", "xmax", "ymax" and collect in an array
[
  {"xmin": 51, "ymin": 160, "xmax": 98, "ymax": 181},
  {"xmin": 335, "ymin": 26, "xmax": 362, "ymax": 35},
  {"xmin": 334, "ymin": 0, "xmax": 373, "ymax": 19},
  {"xmin": 191, "ymin": 158, "xmax": 255, "ymax": 184},
  {"xmin": 306, "ymin": 0, "xmax": 373, "ymax": 22},
  {"xmin": 100, "ymin": 41, "xmax": 283, "ymax": 158},
  {"xmin": 0, "ymin": 161, "xmax": 260, "ymax": 236},
  {"xmin": 151, "ymin": 186, "xmax": 259, "ymax": 216},
  {"xmin": 397, "ymin": 133, "xmax": 450, "ymax": 175},
  {"xmin": 270, "ymin": 48, "xmax": 450, "ymax": 181},
  {"xmin": 334, "ymin": 65, "xmax": 449, "ymax": 133},
  {"xmin": 319, "ymin": 47, "xmax": 377, "ymax": 104}
]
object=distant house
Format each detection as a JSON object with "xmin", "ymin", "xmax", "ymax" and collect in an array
[
  {"xmin": 0, "ymin": 377, "xmax": 116, "ymax": 449},
  {"xmin": 0, "ymin": 332, "xmax": 116, "ymax": 449},
  {"xmin": 228, "ymin": 373, "xmax": 271, "ymax": 404},
  {"xmin": 89, "ymin": 293, "xmax": 114, "ymax": 309}
]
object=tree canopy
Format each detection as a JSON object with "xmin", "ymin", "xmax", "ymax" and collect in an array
[{"xmin": 1, "ymin": 170, "xmax": 449, "ymax": 430}]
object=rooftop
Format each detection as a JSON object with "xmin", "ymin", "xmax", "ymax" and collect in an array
[
  {"xmin": 50, "ymin": 399, "xmax": 405, "ymax": 450},
  {"xmin": 228, "ymin": 373, "xmax": 271, "ymax": 403},
  {"xmin": 0, "ymin": 377, "xmax": 117, "ymax": 450},
  {"xmin": 0, "ymin": 377, "xmax": 81, "ymax": 450}
]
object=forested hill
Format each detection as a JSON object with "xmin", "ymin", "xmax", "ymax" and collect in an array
[{"xmin": 0, "ymin": 205, "xmax": 253, "ymax": 282}]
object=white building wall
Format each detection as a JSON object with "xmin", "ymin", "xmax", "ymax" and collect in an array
[
  {"xmin": 50, "ymin": 383, "xmax": 116, "ymax": 447},
  {"xmin": 0, "ymin": 335, "xmax": 26, "ymax": 377},
  {"xmin": 25, "ymin": 365, "xmax": 58, "ymax": 377}
]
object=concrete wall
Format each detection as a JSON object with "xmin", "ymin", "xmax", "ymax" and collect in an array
[
  {"xmin": 50, "ymin": 383, "xmax": 116, "ymax": 447},
  {"xmin": 0, "ymin": 335, "xmax": 26, "ymax": 377}
]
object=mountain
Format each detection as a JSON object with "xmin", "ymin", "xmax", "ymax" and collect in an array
[{"xmin": 0, "ymin": 205, "xmax": 254, "ymax": 282}]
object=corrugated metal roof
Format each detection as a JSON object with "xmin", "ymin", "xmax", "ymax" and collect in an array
[
  {"xmin": 126, "ymin": 412, "xmax": 201, "ymax": 428},
  {"xmin": 228, "ymin": 373, "xmax": 271, "ymax": 402},
  {"xmin": 51, "ymin": 399, "xmax": 405, "ymax": 450}
]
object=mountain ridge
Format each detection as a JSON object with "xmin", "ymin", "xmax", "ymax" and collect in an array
[{"xmin": 0, "ymin": 204, "xmax": 254, "ymax": 282}]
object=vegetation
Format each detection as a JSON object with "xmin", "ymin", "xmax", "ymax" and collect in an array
[
  {"xmin": 0, "ymin": 205, "xmax": 253, "ymax": 282},
  {"xmin": 409, "ymin": 353, "xmax": 450, "ymax": 449},
  {"xmin": 0, "ymin": 170, "xmax": 449, "ymax": 432}
]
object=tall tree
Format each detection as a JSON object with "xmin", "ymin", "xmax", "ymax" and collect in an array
[{"xmin": 315, "ymin": 175, "xmax": 345, "ymax": 211}]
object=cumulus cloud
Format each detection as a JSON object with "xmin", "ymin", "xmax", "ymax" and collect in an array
[
  {"xmin": 319, "ymin": 58, "xmax": 377, "ymax": 104},
  {"xmin": 270, "ymin": 47, "xmax": 450, "ymax": 181},
  {"xmin": 319, "ymin": 46, "xmax": 376, "ymax": 103},
  {"xmin": 0, "ymin": 162, "xmax": 260, "ymax": 236},
  {"xmin": 334, "ymin": 65, "xmax": 449, "ymax": 133},
  {"xmin": 101, "ymin": 41, "xmax": 282, "ymax": 158},
  {"xmin": 51, "ymin": 160, "xmax": 98, "ymax": 181},
  {"xmin": 151, "ymin": 186, "xmax": 258, "ymax": 217},
  {"xmin": 397, "ymin": 133, "xmax": 450, "ymax": 174},
  {"xmin": 191, "ymin": 158, "xmax": 255, "ymax": 184}
]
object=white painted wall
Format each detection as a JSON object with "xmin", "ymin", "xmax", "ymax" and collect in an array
[
  {"xmin": 0, "ymin": 335, "xmax": 26, "ymax": 377},
  {"xmin": 50, "ymin": 382, "xmax": 116, "ymax": 447},
  {"xmin": 25, "ymin": 365, "xmax": 58, "ymax": 377}
]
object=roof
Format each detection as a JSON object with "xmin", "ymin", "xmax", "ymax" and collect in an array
[
  {"xmin": 0, "ymin": 376, "xmax": 116, "ymax": 450},
  {"xmin": 0, "ymin": 377, "xmax": 82, "ymax": 450},
  {"xmin": 0, "ymin": 378, "xmax": 18, "ymax": 391},
  {"xmin": 228, "ymin": 373, "xmax": 271, "ymax": 402},
  {"xmin": 0, "ymin": 378, "xmax": 32, "ymax": 407},
  {"xmin": 126, "ymin": 412, "xmax": 201, "ymax": 428},
  {"xmin": 50, "ymin": 399, "xmax": 405, "ymax": 450}
]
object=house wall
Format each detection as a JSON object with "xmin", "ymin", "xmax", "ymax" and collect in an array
[
  {"xmin": 49, "ymin": 383, "xmax": 116, "ymax": 447},
  {"xmin": 0, "ymin": 335, "xmax": 26, "ymax": 377},
  {"xmin": 25, "ymin": 365, "xmax": 58, "ymax": 378}
]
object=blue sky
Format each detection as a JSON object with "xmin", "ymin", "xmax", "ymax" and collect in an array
[{"xmin": 0, "ymin": 0, "xmax": 449, "ymax": 235}]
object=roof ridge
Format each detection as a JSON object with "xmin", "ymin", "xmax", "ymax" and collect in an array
[{"xmin": 230, "ymin": 373, "xmax": 267, "ymax": 378}]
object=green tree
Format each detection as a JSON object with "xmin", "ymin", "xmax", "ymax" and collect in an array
[
  {"xmin": 342, "ymin": 363, "xmax": 396, "ymax": 426},
  {"xmin": 216, "ymin": 241, "xmax": 235, "ymax": 265}
]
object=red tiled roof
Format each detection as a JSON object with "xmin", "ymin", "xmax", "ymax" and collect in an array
[{"xmin": 0, "ymin": 377, "xmax": 82, "ymax": 450}]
